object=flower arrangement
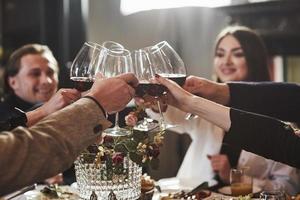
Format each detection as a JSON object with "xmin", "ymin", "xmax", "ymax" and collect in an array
[{"xmin": 82, "ymin": 107, "xmax": 165, "ymax": 179}]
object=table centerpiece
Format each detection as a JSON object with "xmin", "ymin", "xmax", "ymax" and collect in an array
[{"xmin": 75, "ymin": 107, "xmax": 164, "ymax": 200}]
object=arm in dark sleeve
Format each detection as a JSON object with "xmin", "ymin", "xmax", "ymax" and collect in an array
[
  {"xmin": 228, "ymin": 82, "xmax": 300, "ymax": 121},
  {"xmin": 223, "ymin": 108, "xmax": 300, "ymax": 168},
  {"xmin": 0, "ymin": 108, "xmax": 27, "ymax": 131}
]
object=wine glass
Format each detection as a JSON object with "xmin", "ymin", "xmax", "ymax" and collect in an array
[
  {"xmin": 142, "ymin": 42, "xmax": 186, "ymax": 130},
  {"xmin": 148, "ymin": 41, "xmax": 197, "ymax": 120},
  {"xmin": 102, "ymin": 41, "xmax": 124, "ymax": 51},
  {"xmin": 70, "ymin": 42, "xmax": 107, "ymax": 92},
  {"xmin": 132, "ymin": 49, "xmax": 160, "ymax": 131},
  {"xmin": 102, "ymin": 48, "xmax": 133, "ymax": 136},
  {"xmin": 150, "ymin": 41, "xmax": 187, "ymax": 85}
]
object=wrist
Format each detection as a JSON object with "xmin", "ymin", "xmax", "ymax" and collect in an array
[
  {"xmin": 26, "ymin": 107, "xmax": 46, "ymax": 127},
  {"xmin": 217, "ymin": 83, "xmax": 230, "ymax": 105},
  {"xmin": 182, "ymin": 95, "xmax": 197, "ymax": 113},
  {"xmin": 82, "ymin": 95, "xmax": 106, "ymax": 115}
]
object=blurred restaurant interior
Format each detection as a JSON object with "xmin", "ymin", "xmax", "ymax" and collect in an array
[{"xmin": 1, "ymin": 0, "xmax": 300, "ymax": 181}]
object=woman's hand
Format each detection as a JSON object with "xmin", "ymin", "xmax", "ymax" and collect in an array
[
  {"xmin": 207, "ymin": 154, "xmax": 231, "ymax": 184},
  {"xmin": 155, "ymin": 74, "xmax": 194, "ymax": 113},
  {"xmin": 135, "ymin": 94, "xmax": 168, "ymax": 113}
]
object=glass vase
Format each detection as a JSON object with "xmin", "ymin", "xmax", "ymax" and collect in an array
[{"xmin": 75, "ymin": 152, "xmax": 142, "ymax": 200}]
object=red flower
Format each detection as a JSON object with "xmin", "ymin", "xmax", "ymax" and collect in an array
[
  {"xmin": 147, "ymin": 144, "xmax": 160, "ymax": 158},
  {"xmin": 103, "ymin": 135, "xmax": 114, "ymax": 144},
  {"xmin": 112, "ymin": 152, "xmax": 124, "ymax": 164}
]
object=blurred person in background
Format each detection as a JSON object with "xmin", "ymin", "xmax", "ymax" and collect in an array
[
  {"xmin": 0, "ymin": 44, "xmax": 81, "ymax": 185},
  {"xmin": 147, "ymin": 26, "xmax": 300, "ymax": 194}
]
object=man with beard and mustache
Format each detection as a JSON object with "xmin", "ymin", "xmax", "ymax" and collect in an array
[{"xmin": 0, "ymin": 43, "xmax": 80, "ymax": 185}]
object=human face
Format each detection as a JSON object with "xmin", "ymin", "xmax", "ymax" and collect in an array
[
  {"xmin": 214, "ymin": 35, "xmax": 248, "ymax": 82},
  {"xmin": 9, "ymin": 54, "xmax": 58, "ymax": 104}
]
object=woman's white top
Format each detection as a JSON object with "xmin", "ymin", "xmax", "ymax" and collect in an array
[{"xmin": 147, "ymin": 106, "xmax": 300, "ymax": 195}]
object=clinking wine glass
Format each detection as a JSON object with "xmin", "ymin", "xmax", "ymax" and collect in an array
[
  {"xmin": 142, "ymin": 42, "xmax": 185, "ymax": 130},
  {"xmin": 132, "ymin": 49, "xmax": 160, "ymax": 131},
  {"xmin": 102, "ymin": 48, "xmax": 133, "ymax": 136},
  {"xmin": 148, "ymin": 41, "xmax": 197, "ymax": 120},
  {"xmin": 102, "ymin": 41, "xmax": 124, "ymax": 51},
  {"xmin": 70, "ymin": 42, "xmax": 107, "ymax": 92}
]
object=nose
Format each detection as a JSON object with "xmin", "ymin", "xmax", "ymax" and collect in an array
[
  {"xmin": 40, "ymin": 73, "xmax": 53, "ymax": 84},
  {"xmin": 223, "ymin": 54, "xmax": 233, "ymax": 66}
]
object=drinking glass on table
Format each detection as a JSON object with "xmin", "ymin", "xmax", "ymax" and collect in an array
[
  {"xmin": 230, "ymin": 168, "xmax": 253, "ymax": 196},
  {"xmin": 102, "ymin": 48, "xmax": 133, "ymax": 136},
  {"xmin": 70, "ymin": 42, "xmax": 107, "ymax": 92}
]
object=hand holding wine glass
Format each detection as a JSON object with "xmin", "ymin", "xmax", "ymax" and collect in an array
[
  {"xmin": 145, "ymin": 41, "xmax": 198, "ymax": 121},
  {"xmin": 132, "ymin": 49, "xmax": 166, "ymax": 131},
  {"xmin": 141, "ymin": 41, "xmax": 191, "ymax": 128}
]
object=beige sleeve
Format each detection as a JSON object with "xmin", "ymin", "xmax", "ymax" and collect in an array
[{"xmin": 0, "ymin": 98, "xmax": 111, "ymax": 196}]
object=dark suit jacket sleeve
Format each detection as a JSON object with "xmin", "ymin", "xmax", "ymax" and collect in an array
[
  {"xmin": 228, "ymin": 82, "xmax": 300, "ymax": 121},
  {"xmin": 223, "ymin": 108, "xmax": 300, "ymax": 168},
  {"xmin": 0, "ymin": 98, "xmax": 111, "ymax": 195}
]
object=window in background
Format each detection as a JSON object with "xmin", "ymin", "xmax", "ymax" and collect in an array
[{"xmin": 120, "ymin": 0, "xmax": 231, "ymax": 15}]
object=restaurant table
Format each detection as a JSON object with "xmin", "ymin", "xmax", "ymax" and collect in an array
[{"xmin": 5, "ymin": 180, "xmax": 261, "ymax": 200}]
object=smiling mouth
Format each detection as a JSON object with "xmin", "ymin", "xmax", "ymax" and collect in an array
[
  {"xmin": 35, "ymin": 88, "xmax": 53, "ymax": 95},
  {"xmin": 221, "ymin": 68, "xmax": 236, "ymax": 75}
]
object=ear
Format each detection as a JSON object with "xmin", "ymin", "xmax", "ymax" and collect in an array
[{"xmin": 8, "ymin": 76, "xmax": 19, "ymax": 91}]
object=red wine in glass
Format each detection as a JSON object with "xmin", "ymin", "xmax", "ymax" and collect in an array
[
  {"xmin": 159, "ymin": 73, "xmax": 186, "ymax": 87},
  {"xmin": 71, "ymin": 77, "xmax": 94, "ymax": 92},
  {"xmin": 136, "ymin": 82, "xmax": 168, "ymax": 98}
]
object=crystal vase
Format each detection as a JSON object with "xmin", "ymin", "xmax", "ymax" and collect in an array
[{"xmin": 75, "ymin": 152, "xmax": 142, "ymax": 200}]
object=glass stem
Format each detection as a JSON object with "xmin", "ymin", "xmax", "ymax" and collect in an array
[
  {"xmin": 156, "ymin": 99, "xmax": 166, "ymax": 129},
  {"xmin": 114, "ymin": 112, "xmax": 120, "ymax": 129}
]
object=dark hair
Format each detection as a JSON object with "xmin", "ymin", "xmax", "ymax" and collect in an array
[
  {"xmin": 3, "ymin": 44, "xmax": 58, "ymax": 94},
  {"xmin": 214, "ymin": 26, "xmax": 270, "ymax": 82}
]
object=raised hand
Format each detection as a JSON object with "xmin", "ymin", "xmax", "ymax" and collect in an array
[
  {"xmin": 26, "ymin": 88, "xmax": 81, "ymax": 127},
  {"xmin": 135, "ymin": 94, "xmax": 168, "ymax": 113},
  {"xmin": 87, "ymin": 73, "xmax": 138, "ymax": 114},
  {"xmin": 183, "ymin": 76, "xmax": 230, "ymax": 105},
  {"xmin": 155, "ymin": 74, "xmax": 194, "ymax": 113},
  {"xmin": 41, "ymin": 88, "xmax": 81, "ymax": 115}
]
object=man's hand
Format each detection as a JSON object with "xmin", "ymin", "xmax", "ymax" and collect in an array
[
  {"xmin": 41, "ymin": 88, "xmax": 81, "ymax": 115},
  {"xmin": 26, "ymin": 88, "xmax": 81, "ymax": 127},
  {"xmin": 207, "ymin": 154, "xmax": 231, "ymax": 184},
  {"xmin": 87, "ymin": 73, "xmax": 138, "ymax": 113},
  {"xmin": 183, "ymin": 76, "xmax": 230, "ymax": 105}
]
